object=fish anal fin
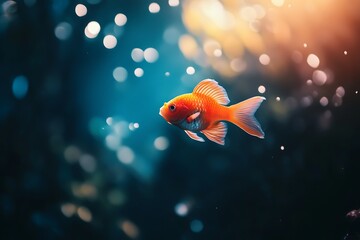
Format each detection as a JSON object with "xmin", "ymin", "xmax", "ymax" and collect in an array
[
  {"xmin": 186, "ymin": 112, "xmax": 200, "ymax": 123},
  {"xmin": 185, "ymin": 130, "xmax": 205, "ymax": 142},
  {"xmin": 193, "ymin": 79, "xmax": 230, "ymax": 105},
  {"xmin": 201, "ymin": 122, "xmax": 227, "ymax": 145}
]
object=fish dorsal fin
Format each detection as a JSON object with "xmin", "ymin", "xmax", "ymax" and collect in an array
[
  {"xmin": 185, "ymin": 130, "xmax": 205, "ymax": 142},
  {"xmin": 186, "ymin": 112, "xmax": 200, "ymax": 123},
  {"xmin": 201, "ymin": 122, "xmax": 227, "ymax": 145},
  {"xmin": 193, "ymin": 79, "xmax": 230, "ymax": 105}
]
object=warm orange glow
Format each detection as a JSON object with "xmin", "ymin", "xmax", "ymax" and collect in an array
[
  {"xmin": 180, "ymin": 0, "xmax": 360, "ymax": 80},
  {"xmin": 178, "ymin": 34, "xmax": 199, "ymax": 59}
]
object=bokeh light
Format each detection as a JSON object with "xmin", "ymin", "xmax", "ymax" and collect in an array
[
  {"xmin": 54, "ymin": 22, "xmax": 72, "ymax": 40},
  {"xmin": 64, "ymin": 145, "xmax": 81, "ymax": 163},
  {"xmin": 336, "ymin": 86, "xmax": 345, "ymax": 97},
  {"xmin": 149, "ymin": 2, "xmax": 160, "ymax": 13},
  {"xmin": 103, "ymin": 35, "xmax": 117, "ymax": 49},
  {"xmin": 128, "ymin": 122, "xmax": 140, "ymax": 131},
  {"xmin": 61, "ymin": 203, "xmax": 77, "ymax": 217},
  {"xmin": 114, "ymin": 13, "xmax": 127, "ymax": 26},
  {"xmin": 79, "ymin": 154, "xmax": 97, "ymax": 173},
  {"xmin": 131, "ymin": 48, "xmax": 144, "ymax": 62},
  {"xmin": 307, "ymin": 54, "xmax": 320, "ymax": 68},
  {"xmin": 312, "ymin": 70, "xmax": 327, "ymax": 86},
  {"xmin": 105, "ymin": 134, "xmax": 119, "ymax": 150},
  {"xmin": 271, "ymin": 0, "xmax": 285, "ymax": 7},
  {"xmin": 117, "ymin": 146, "xmax": 135, "ymax": 164},
  {"xmin": 85, "ymin": 21, "xmax": 101, "ymax": 38},
  {"xmin": 2, "ymin": 0, "xmax": 17, "ymax": 17},
  {"xmin": 258, "ymin": 85, "xmax": 266, "ymax": 94},
  {"xmin": 186, "ymin": 66, "xmax": 195, "ymax": 75},
  {"xmin": 75, "ymin": 4, "xmax": 87, "ymax": 17},
  {"xmin": 12, "ymin": 75, "xmax": 29, "ymax": 99},
  {"xmin": 144, "ymin": 48, "xmax": 159, "ymax": 63},
  {"xmin": 113, "ymin": 67, "xmax": 128, "ymax": 82},
  {"xmin": 190, "ymin": 219, "xmax": 204, "ymax": 233},
  {"xmin": 154, "ymin": 136, "xmax": 169, "ymax": 151},
  {"xmin": 77, "ymin": 206, "xmax": 92, "ymax": 222},
  {"xmin": 174, "ymin": 202, "xmax": 189, "ymax": 217},
  {"xmin": 163, "ymin": 26, "xmax": 181, "ymax": 44},
  {"xmin": 319, "ymin": 97, "xmax": 329, "ymax": 107},
  {"xmin": 119, "ymin": 220, "xmax": 140, "ymax": 239},
  {"xmin": 134, "ymin": 68, "xmax": 144, "ymax": 77},
  {"xmin": 259, "ymin": 54, "xmax": 270, "ymax": 65},
  {"xmin": 301, "ymin": 96, "xmax": 313, "ymax": 107},
  {"xmin": 168, "ymin": 0, "xmax": 179, "ymax": 7}
]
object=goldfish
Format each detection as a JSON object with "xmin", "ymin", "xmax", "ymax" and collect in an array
[{"xmin": 159, "ymin": 79, "xmax": 265, "ymax": 145}]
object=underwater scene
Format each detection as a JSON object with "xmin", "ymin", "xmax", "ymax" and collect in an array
[{"xmin": 1, "ymin": 0, "xmax": 360, "ymax": 239}]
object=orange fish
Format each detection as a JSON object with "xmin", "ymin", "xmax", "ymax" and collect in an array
[{"xmin": 159, "ymin": 79, "xmax": 266, "ymax": 145}]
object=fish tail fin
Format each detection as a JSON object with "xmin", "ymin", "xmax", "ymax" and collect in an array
[{"xmin": 228, "ymin": 96, "xmax": 266, "ymax": 139}]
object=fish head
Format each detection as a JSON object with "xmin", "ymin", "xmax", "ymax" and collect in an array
[{"xmin": 159, "ymin": 96, "xmax": 191, "ymax": 125}]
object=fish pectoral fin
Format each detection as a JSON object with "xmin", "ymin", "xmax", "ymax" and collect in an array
[
  {"xmin": 185, "ymin": 130, "xmax": 205, "ymax": 142},
  {"xmin": 186, "ymin": 111, "xmax": 200, "ymax": 123},
  {"xmin": 201, "ymin": 122, "xmax": 227, "ymax": 145}
]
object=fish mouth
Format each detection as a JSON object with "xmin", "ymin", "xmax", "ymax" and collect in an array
[
  {"xmin": 159, "ymin": 102, "xmax": 167, "ymax": 117},
  {"xmin": 159, "ymin": 105, "xmax": 171, "ymax": 124},
  {"xmin": 159, "ymin": 106, "xmax": 164, "ymax": 117}
]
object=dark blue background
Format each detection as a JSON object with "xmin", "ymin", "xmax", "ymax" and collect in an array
[{"xmin": 1, "ymin": 0, "xmax": 360, "ymax": 239}]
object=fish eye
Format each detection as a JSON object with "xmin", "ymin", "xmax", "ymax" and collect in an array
[{"xmin": 169, "ymin": 104, "xmax": 176, "ymax": 112}]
